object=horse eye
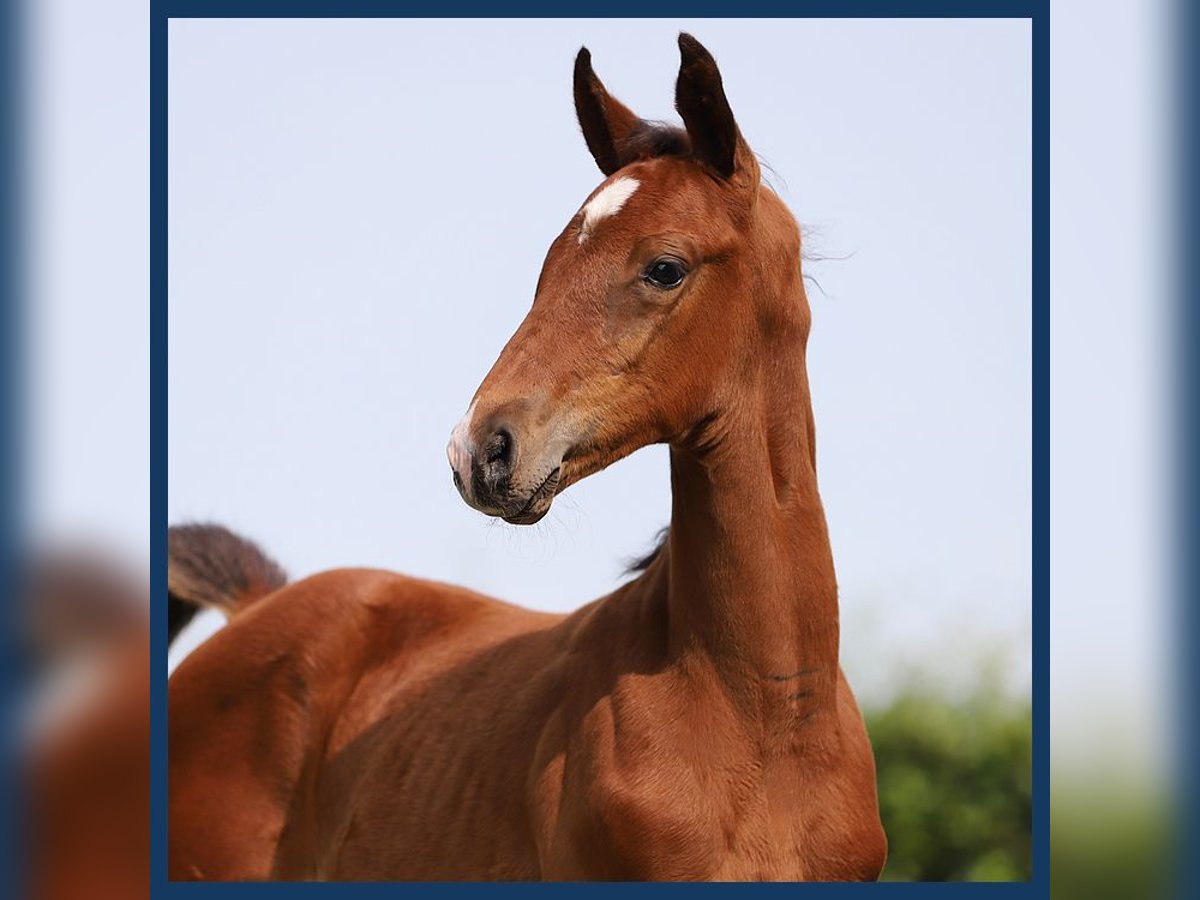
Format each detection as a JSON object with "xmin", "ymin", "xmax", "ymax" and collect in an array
[{"xmin": 644, "ymin": 258, "xmax": 687, "ymax": 289}]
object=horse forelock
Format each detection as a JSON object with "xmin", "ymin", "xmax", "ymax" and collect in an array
[{"xmin": 616, "ymin": 121, "xmax": 692, "ymax": 164}]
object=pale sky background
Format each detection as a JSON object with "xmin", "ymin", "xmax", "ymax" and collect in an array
[
  {"xmin": 162, "ymin": 18, "xmax": 1032, "ymax": 704},
  {"xmin": 25, "ymin": 0, "xmax": 1179, "ymax": 768}
]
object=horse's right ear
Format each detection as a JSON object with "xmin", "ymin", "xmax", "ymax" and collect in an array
[{"xmin": 573, "ymin": 48, "xmax": 643, "ymax": 176}]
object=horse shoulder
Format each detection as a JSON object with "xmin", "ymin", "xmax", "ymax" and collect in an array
[{"xmin": 534, "ymin": 662, "xmax": 738, "ymax": 880}]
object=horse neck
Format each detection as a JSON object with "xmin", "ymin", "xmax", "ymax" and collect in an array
[{"xmin": 660, "ymin": 291, "xmax": 840, "ymax": 713}]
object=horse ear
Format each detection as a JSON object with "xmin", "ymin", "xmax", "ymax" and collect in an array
[
  {"xmin": 574, "ymin": 47, "xmax": 643, "ymax": 176},
  {"xmin": 674, "ymin": 34, "xmax": 758, "ymax": 188}
]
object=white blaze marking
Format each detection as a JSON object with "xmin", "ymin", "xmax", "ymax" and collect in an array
[{"xmin": 578, "ymin": 177, "xmax": 640, "ymax": 244}]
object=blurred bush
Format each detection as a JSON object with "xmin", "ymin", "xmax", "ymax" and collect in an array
[
  {"xmin": 865, "ymin": 684, "xmax": 1031, "ymax": 881},
  {"xmin": 1050, "ymin": 777, "xmax": 1172, "ymax": 900}
]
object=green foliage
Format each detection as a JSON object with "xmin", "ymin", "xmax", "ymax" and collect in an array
[
  {"xmin": 1050, "ymin": 785, "xmax": 1172, "ymax": 900},
  {"xmin": 864, "ymin": 686, "xmax": 1031, "ymax": 881}
]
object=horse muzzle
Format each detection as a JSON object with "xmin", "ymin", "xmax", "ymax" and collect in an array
[{"xmin": 446, "ymin": 405, "xmax": 563, "ymax": 525}]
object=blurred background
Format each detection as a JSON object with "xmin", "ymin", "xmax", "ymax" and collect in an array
[{"xmin": 6, "ymin": 0, "xmax": 1189, "ymax": 894}]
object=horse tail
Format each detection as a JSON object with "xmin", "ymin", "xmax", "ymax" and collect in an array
[{"xmin": 168, "ymin": 523, "xmax": 287, "ymax": 643}]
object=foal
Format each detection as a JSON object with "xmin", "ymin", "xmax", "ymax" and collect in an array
[{"xmin": 169, "ymin": 34, "xmax": 886, "ymax": 881}]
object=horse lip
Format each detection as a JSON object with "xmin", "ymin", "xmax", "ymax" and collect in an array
[
  {"xmin": 502, "ymin": 506, "xmax": 550, "ymax": 526},
  {"xmin": 502, "ymin": 467, "xmax": 561, "ymax": 525}
]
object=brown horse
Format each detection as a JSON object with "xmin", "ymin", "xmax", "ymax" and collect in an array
[
  {"xmin": 23, "ymin": 551, "xmax": 152, "ymax": 900},
  {"xmin": 168, "ymin": 34, "xmax": 886, "ymax": 881}
]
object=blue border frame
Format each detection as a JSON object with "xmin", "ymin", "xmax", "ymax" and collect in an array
[
  {"xmin": 151, "ymin": 2, "xmax": 1049, "ymax": 894},
  {"xmin": 2, "ymin": 0, "xmax": 26, "ymax": 895}
]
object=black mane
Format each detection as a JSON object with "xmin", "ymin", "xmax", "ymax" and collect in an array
[
  {"xmin": 616, "ymin": 121, "xmax": 692, "ymax": 165},
  {"xmin": 624, "ymin": 526, "xmax": 669, "ymax": 575}
]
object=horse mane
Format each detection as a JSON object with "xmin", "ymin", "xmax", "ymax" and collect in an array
[
  {"xmin": 617, "ymin": 121, "xmax": 784, "ymax": 195},
  {"xmin": 616, "ymin": 121, "xmax": 692, "ymax": 166},
  {"xmin": 625, "ymin": 526, "xmax": 669, "ymax": 575}
]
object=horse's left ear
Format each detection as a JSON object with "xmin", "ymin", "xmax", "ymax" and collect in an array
[{"xmin": 675, "ymin": 34, "xmax": 759, "ymax": 192}]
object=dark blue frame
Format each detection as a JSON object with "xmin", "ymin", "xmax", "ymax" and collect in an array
[
  {"xmin": 1, "ymin": 0, "xmax": 26, "ymax": 895},
  {"xmin": 150, "ymin": 2, "xmax": 1049, "ymax": 894}
]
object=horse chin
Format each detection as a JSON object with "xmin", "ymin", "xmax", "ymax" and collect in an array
[
  {"xmin": 502, "ymin": 491, "xmax": 554, "ymax": 525},
  {"xmin": 502, "ymin": 502, "xmax": 551, "ymax": 526}
]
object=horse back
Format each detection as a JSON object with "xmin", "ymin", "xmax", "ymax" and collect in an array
[{"xmin": 168, "ymin": 567, "xmax": 554, "ymax": 879}]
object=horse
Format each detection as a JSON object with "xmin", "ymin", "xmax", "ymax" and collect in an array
[
  {"xmin": 168, "ymin": 34, "xmax": 886, "ymax": 881},
  {"xmin": 21, "ymin": 551, "xmax": 152, "ymax": 900}
]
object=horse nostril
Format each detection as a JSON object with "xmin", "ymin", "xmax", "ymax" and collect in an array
[
  {"xmin": 483, "ymin": 429, "xmax": 513, "ymax": 469},
  {"xmin": 451, "ymin": 468, "xmax": 464, "ymax": 492}
]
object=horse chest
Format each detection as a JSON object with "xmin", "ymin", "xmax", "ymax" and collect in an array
[
  {"xmin": 556, "ymin": 750, "xmax": 822, "ymax": 880},
  {"xmin": 539, "ymin": 679, "xmax": 883, "ymax": 881},
  {"xmin": 577, "ymin": 751, "xmax": 887, "ymax": 881},
  {"xmin": 535, "ymin": 687, "xmax": 791, "ymax": 879}
]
